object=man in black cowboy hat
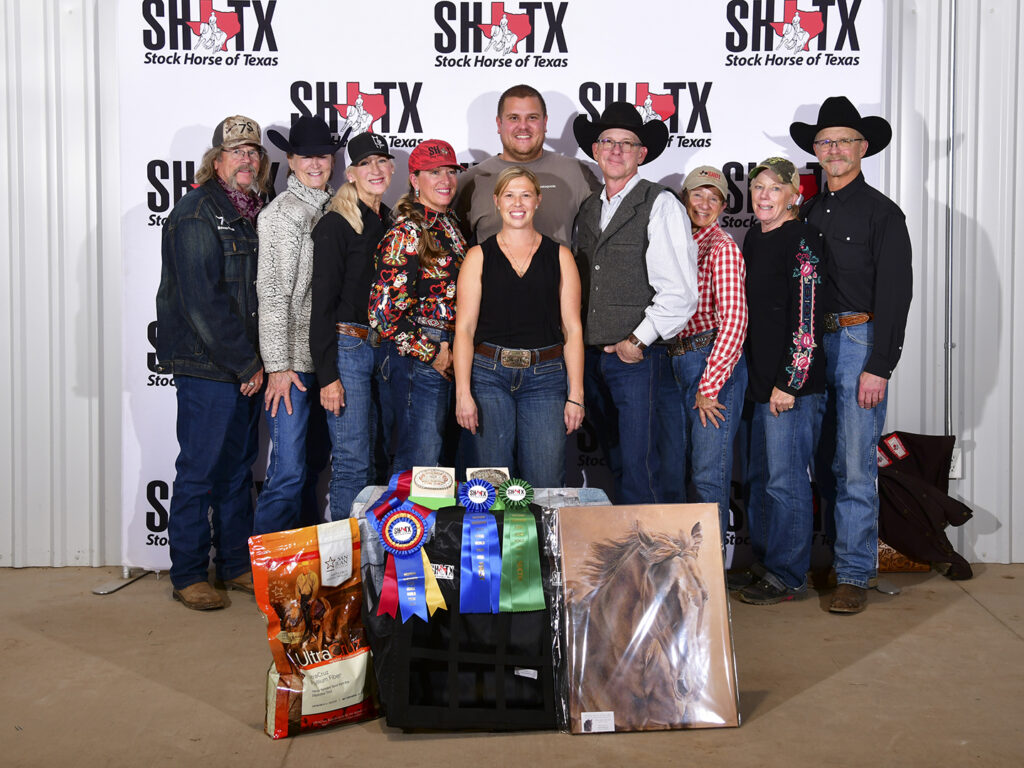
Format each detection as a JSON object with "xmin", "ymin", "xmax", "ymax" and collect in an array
[
  {"xmin": 572, "ymin": 101, "xmax": 698, "ymax": 504},
  {"xmin": 790, "ymin": 96, "xmax": 913, "ymax": 614}
]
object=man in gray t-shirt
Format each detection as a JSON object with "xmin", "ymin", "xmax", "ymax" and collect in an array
[{"xmin": 454, "ymin": 84, "xmax": 600, "ymax": 247}]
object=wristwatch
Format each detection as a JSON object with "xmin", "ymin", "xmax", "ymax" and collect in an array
[{"xmin": 627, "ymin": 333, "xmax": 647, "ymax": 351}]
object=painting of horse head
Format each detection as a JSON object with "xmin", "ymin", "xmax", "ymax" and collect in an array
[{"xmin": 570, "ymin": 519, "xmax": 711, "ymax": 731}]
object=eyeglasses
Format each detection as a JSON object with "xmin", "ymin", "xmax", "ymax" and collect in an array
[
  {"xmin": 596, "ymin": 138, "xmax": 642, "ymax": 154},
  {"xmin": 812, "ymin": 138, "xmax": 864, "ymax": 150},
  {"xmin": 225, "ymin": 147, "xmax": 263, "ymax": 161}
]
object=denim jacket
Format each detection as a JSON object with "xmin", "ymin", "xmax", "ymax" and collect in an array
[{"xmin": 155, "ymin": 179, "xmax": 262, "ymax": 383}]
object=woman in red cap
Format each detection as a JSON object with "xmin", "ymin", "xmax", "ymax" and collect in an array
[{"xmin": 369, "ymin": 139, "xmax": 466, "ymax": 469}]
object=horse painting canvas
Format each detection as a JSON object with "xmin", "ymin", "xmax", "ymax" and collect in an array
[{"xmin": 558, "ymin": 504, "xmax": 739, "ymax": 732}]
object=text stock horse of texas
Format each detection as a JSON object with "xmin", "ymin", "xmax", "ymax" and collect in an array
[{"xmin": 572, "ymin": 521, "xmax": 709, "ymax": 730}]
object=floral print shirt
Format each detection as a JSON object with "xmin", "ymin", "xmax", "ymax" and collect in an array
[{"xmin": 368, "ymin": 204, "xmax": 466, "ymax": 364}]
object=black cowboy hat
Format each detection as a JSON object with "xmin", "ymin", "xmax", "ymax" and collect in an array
[
  {"xmin": 572, "ymin": 101, "xmax": 668, "ymax": 165},
  {"xmin": 267, "ymin": 116, "xmax": 347, "ymax": 156},
  {"xmin": 789, "ymin": 96, "xmax": 892, "ymax": 157}
]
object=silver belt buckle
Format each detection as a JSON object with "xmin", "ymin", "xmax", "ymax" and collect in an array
[{"xmin": 500, "ymin": 349, "xmax": 531, "ymax": 368}]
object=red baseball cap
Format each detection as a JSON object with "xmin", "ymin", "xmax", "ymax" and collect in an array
[{"xmin": 408, "ymin": 139, "xmax": 462, "ymax": 172}]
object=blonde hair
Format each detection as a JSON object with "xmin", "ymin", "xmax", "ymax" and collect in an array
[
  {"xmin": 493, "ymin": 165, "xmax": 541, "ymax": 198},
  {"xmin": 394, "ymin": 180, "xmax": 447, "ymax": 268},
  {"xmin": 194, "ymin": 145, "xmax": 271, "ymax": 196},
  {"xmin": 327, "ymin": 182, "xmax": 364, "ymax": 233}
]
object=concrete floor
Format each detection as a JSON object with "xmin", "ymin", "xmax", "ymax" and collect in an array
[{"xmin": 2, "ymin": 565, "xmax": 1023, "ymax": 767}]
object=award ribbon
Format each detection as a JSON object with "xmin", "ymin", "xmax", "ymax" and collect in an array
[
  {"xmin": 458, "ymin": 479, "xmax": 501, "ymax": 613},
  {"xmin": 370, "ymin": 473, "xmax": 446, "ymax": 622},
  {"xmin": 499, "ymin": 509, "xmax": 545, "ymax": 612},
  {"xmin": 498, "ymin": 478, "xmax": 534, "ymax": 510}
]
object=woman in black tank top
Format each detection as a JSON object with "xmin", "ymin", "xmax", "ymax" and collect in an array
[{"xmin": 453, "ymin": 167, "xmax": 584, "ymax": 487}]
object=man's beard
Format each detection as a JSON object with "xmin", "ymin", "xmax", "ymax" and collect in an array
[{"xmin": 225, "ymin": 164, "xmax": 259, "ymax": 193}]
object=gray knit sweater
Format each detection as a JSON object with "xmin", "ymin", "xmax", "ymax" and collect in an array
[{"xmin": 256, "ymin": 174, "xmax": 332, "ymax": 373}]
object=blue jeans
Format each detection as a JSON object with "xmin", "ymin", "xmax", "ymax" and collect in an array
[
  {"xmin": 818, "ymin": 322, "xmax": 887, "ymax": 588},
  {"xmin": 467, "ymin": 348, "xmax": 567, "ymax": 487},
  {"xmin": 168, "ymin": 375, "xmax": 259, "ymax": 589},
  {"xmin": 376, "ymin": 340, "xmax": 412, "ymax": 477},
  {"xmin": 254, "ymin": 371, "xmax": 325, "ymax": 535},
  {"xmin": 398, "ymin": 329, "xmax": 454, "ymax": 471},
  {"xmin": 325, "ymin": 333, "xmax": 379, "ymax": 520},
  {"xmin": 584, "ymin": 346, "xmax": 662, "ymax": 504},
  {"xmin": 663, "ymin": 348, "xmax": 748, "ymax": 540},
  {"xmin": 748, "ymin": 393, "xmax": 823, "ymax": 590}
]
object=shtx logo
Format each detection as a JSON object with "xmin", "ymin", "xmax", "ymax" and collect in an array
[
  {"xmin": 290, "ymin": 82, "xmax": 423, "ymax": 146},
  {"xmin": 579, "ymin": 82, "xmax": 713, "ymax": 148},
  {"xmin": 434, "ymin": 1, "xmax": 568, "ymax": 68},
  {"xmin": 142, "ymin": 0, "xmax": 279, "ymax": 66},
  {"xmin": 725, "ymin": 0, "xmax": 862, "ymax": 66}
]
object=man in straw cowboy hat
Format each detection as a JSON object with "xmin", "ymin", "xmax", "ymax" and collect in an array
[
  {"xmin": 572, "ymin": 102, "xmax": 698, "ymax": 505},
  {"xmin": 790, "ymin": 96, "xmax": 913, "ymax": 614}
]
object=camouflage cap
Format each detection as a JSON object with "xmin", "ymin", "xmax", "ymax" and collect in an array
[
  {"xmin": 750, "ymin": 157, "xmax": 800, "ymax": 191},
  {"xmin": 212, "ymin": 115, "xmax": 263, "ymax": 150}
]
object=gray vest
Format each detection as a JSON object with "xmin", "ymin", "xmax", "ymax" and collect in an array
[{"xmin": 574, "ymin": 179, "xmax": 666, "ymax": 345}]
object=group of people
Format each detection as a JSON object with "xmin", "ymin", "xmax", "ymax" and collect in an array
[{"xmin": 155, "ymin": 86, "xmax": 911, "ymax": 618}]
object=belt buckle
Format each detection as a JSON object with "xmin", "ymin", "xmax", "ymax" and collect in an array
[
  {"xmin": 500, "ymin": 349, "xmax": 531, "ymax": 368},
  {"xmin": 824, "ymin": 314, "xmax": 840, "ymax": 333}
]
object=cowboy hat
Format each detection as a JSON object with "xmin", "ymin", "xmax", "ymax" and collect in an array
[
  {"xmin": 267, "ymin": 116, "xmax": 346, "ymax": 156},
  {"xmin": 789, "ymin": 96, "xmax": 892, "ymax": 157},
  {"xmin": 572, "ymin": 101, "xmax": 668, "ymax": 164}
]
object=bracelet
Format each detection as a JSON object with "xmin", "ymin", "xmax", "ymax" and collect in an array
[{"xmin": 567, "ymin": 399, "xmax": 585, "ymax": 410}]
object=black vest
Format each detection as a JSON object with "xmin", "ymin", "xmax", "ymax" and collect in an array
[{"xmin": 574, "ymin": 179, "xmax": 667, "ymax": 345}]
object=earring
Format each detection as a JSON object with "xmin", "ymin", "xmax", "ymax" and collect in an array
[
  {"xmin": 414, "ymin": 187, "xmax": 419, "ymax": 199},
  {"xmin": 786, "ymin": 203, "xmax": 794, "ymax": 210}
]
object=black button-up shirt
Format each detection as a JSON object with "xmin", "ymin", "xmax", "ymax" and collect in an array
[{"xmin": 803, "ymin": 173, "xmax": 912, "ymax": 379}]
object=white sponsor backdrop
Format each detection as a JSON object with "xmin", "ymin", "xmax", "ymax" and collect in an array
[{"xmin": 119, "ymin": 0, "xmax": 885, "ymax": 570}]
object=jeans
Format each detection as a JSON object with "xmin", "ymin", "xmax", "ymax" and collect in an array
[
  {"xmin": 377, "ymin": 340, "xmax": 412, "ymax": 477},
  {"xmin": 584, "ymin": 346, "xmax": 662, "ymax": 504},
  {"xmin": 467, "ymin": 348, "xmax": 568, "ymax": 487},
  {"xmin": 818, "ymin": 321, "xmax": 887, "ymax": 588},
  {"xmin": 398, "ymin": 329, "xmax": 453, "ymax": 471},
  {"xmin": 253, "ymin": 371, "xmax": 326, "ymax": 535},
  {"xmin": 748, "ymin": 393, "xmax": 823, "ymax": 590},
  {"xmin": 325, "ymin": 333, "xmax": 379, "ymax": 520},
  {"xmin": 168, "ymin": 375, "xmax": 259, "ymax": 589},
  {"xmin": 663, "ymin": 348, "xmax": 749, "ymax": 540}
]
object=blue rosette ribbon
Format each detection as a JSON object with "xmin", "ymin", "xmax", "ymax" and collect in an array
[{"xmin": 458, "ymin": 480, "xmax": 501, "ymax": 613}]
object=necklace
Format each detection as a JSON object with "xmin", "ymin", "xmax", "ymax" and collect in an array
[{"xmin": 498, "ymin": 231, "xmax": 539, "ymax": 277}]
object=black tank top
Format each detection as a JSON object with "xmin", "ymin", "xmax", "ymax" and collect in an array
[{"xmin": 474, "ymin": 234, "xmax": 563, "ymax": 349}]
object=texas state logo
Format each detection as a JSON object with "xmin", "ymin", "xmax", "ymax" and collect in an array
[
  {"xmin": 579, "ymin": 81, "xmax": 714, "ymax": 150},
  {"xmin": 289, "ymin": 81, "xmax": 425, "ymax": 148},
  {"xmin": 141, "ymin": 0, "xmax": 280, "ymax": 67},
  {"xmin": 725, "ymin": 0, "xmax": 863, "ymax": 67},
  {"xmin": 433, "ymin": 1, "xmax": 569, "ymax": 69}
]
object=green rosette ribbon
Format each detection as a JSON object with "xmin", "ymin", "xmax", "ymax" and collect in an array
[
  {"xmin": 497, "ymin": 478, "xmax": 534, "ymax": 510},
  {"xmin": 499, "ymin": 506, "xmax": 545, "ymax": 613}
]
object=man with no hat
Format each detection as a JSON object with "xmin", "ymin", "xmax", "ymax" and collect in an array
[
  {"xmin": 572, "ymin": 102, "xmax": 699, "ymax": 504},
  {"xmin": 659, "ymin": 165, "xmax": 748, "ymax": 540},
  {"xmin": 790, "ymin": 96, "xmax": 913, "ymax": 614},
  {"xmin": 454, "ymin": 84, "xmax": 600, "ymax": 247},
  {"xmin": 155, "ymin": 115, "xmax": 270, "ymax": 610}
]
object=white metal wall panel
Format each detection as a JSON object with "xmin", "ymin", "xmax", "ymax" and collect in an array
[{"xmin": 0, "ymin": 0, "xmax": 1021, "ymax": 565}]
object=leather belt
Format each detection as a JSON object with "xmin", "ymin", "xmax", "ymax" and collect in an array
[
  {"xmin": 824, "ymin": 312, "xmax": 873, "ymax": 333},
  {"xmin": 336, "ymin": 322, "xmax": 370, "ymax": 339},
  {"xmin": 415, "ymin": 317, "xmax": 454, "ymax": 332},
  {"xmin": 474, "ymin": 342, "xmax": 563, "ymax": 369},
  {"xmin": 667, "ymin": 329, "xmax": 717, "ymax": 357}
]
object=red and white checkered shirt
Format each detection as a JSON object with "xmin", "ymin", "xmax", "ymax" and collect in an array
[{"xmin": 676, "ymin": 222, "xmax": 748, "ymax": 400}]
